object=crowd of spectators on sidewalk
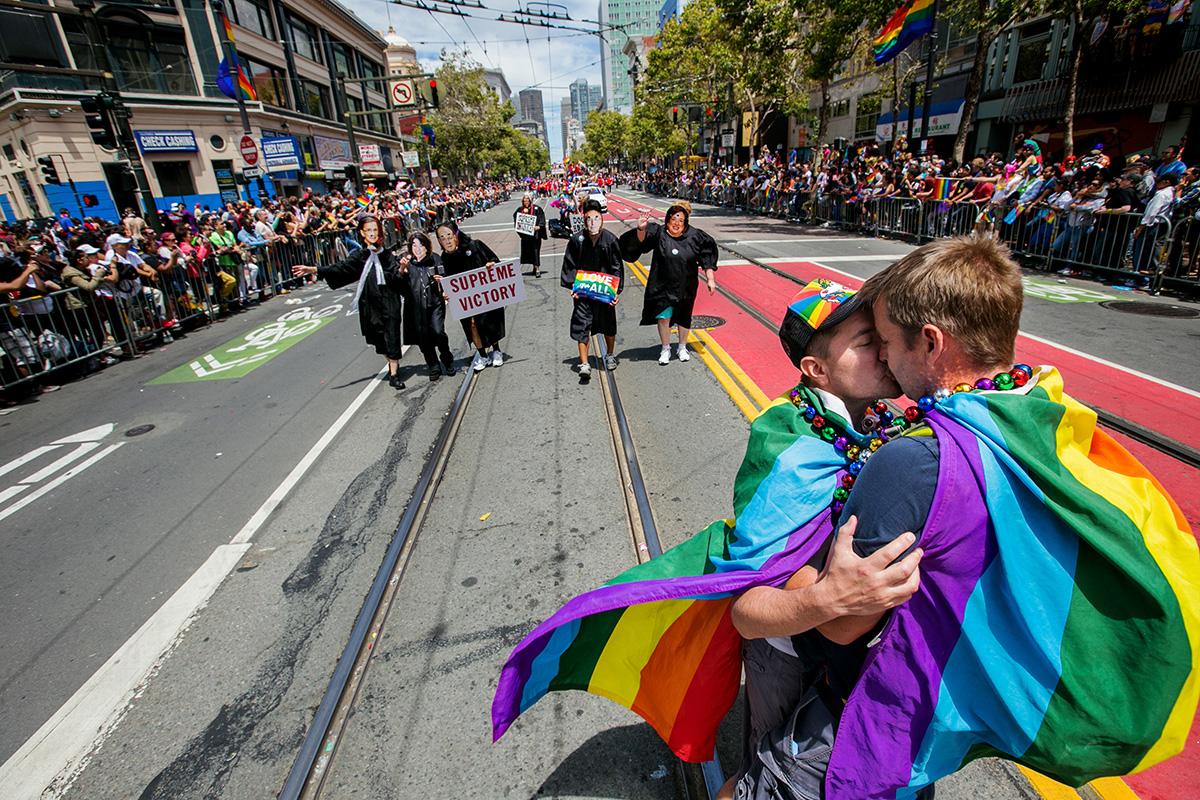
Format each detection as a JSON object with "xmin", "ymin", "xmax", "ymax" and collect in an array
[
  {"xmin": 0, "ymin": 179, "xmax": 516, "ymax": 404},
  {"xmin": 632, "ymin": 136, "xmax": 1199, "ymax": 288}
]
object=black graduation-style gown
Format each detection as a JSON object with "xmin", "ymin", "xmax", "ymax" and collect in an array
[
  {"xmin": 439, "ymin": 233, "xmax": 506, "ymax": 348},
  {"xmin": 619, "ymin": 222, "xmax": 718, "ymax": 328},
  {"xmin": 560, "ymin": 229, "xmax": 625, "ymax": 290},
  {"xmin": 316, "ymin": 246, "xmax": 410, "ymax": 359},
  {"xmin": 514, "ymin": 206, "xmax": 548, "ymax": 266},
  {"xmin": 402, "ymin": 253, "xmax": 453, "ymax": 364}
]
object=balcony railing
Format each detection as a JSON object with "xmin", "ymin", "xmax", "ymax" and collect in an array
[{"xmin": 1001, "ymin": 46, "xmax": 1200, "ymax": 122}]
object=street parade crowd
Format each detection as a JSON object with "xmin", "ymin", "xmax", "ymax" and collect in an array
[
  {"xmin": 2, "ymin": 154, "xmax": 1197, "ymax": 799},
  {"xmin": 0, "ymin": 180, "xmax": 515, "ymax": 400},
  {"xmin": 634, "ymin": 137, "xmax": 1199, "ymax": 291}
]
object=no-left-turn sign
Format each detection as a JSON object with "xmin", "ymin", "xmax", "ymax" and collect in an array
[{"xmin": 390, "ymin": 79, "xmax": 415, "ymax": 107}]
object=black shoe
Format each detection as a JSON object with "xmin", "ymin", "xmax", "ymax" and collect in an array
[
  {"xmin": 442, "ymin": 361, "xmax": 458, "ymax": 376},
  {"xmin": 429, "ymin": 365, "xmax": 441, "ymax": 381},
  {"xmin": 389, "ymin": 372, "xmax": 406, "ymax": 389}
]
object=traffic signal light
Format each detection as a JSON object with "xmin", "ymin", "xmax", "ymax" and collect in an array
[
  {"xmin": 343, "ymin": 164, "xmax": 360, "ymax": 188},
  {"xmin": 37, "ymin": 156, "xmax": 61, "ymax": 185},
  {"xmin": 80, "ymin": 94, "xmax": 117, "ymax": 149},
  {"xmin": 672, "ymin": 106, "xmax": 678, "ymax": 124}
]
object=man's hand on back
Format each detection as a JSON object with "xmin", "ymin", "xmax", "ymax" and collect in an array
[{"xmin": 814, "ymin": 516, "xmax": 922, "ymax": 619}]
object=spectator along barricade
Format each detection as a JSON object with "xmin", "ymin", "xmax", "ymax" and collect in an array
[
  {"xmin": 1, "ymin": 179, "xmax": 517, "ymax": 401},
  {"xmin": 637, "ymin": 146, "xmax": 1199, "ymax": 297}
]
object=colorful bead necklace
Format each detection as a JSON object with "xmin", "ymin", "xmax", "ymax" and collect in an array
[{"xmin": 789, "ymin": 364, "xmax": 1033, "ymax": 514}]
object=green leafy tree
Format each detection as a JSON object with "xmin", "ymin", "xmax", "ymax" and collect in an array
[
  {"xmin": 421, "ymin": 52, "xmax": 549, "ymax": 179},
  {"xmin": 577, "ymin": 110, "xmax": 629, "ymax": 167},
  {"xmin": 625, "ymin": 99, "xmax": 690, "ymax": 163}
]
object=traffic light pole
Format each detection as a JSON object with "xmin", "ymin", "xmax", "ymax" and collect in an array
[
  {"xmin": 52, "ymin": 155, "xmax": 84, "ymax": 220},
  {"xmin": 336, "ymin": 72, "xmax": 435, "ymax": 193},
  {"xmin": 72, "ymin": 0, "xmax": 158, "ymax": 221}
]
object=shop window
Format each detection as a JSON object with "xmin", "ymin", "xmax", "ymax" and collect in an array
[
  {"xmin": 153, "ymin": 160, "xmax": 196, "ymax": 196},
  {"xmin": 62, "ymin": 17, "xmax": 197, "ymax": 96},
  {"xmin": 287, "ymin": 15, "xmax": 322, "ymax": 64},
  {"xmin": 300, "ymin": 81, "xmax": 331, "ymax": 119},
  {"xmin": 1014, "ymin": 34, "xmax": 1050, "ymax": 83},
  {"xmin": 245, "ymin": 57, "xmax": 289, "ymax": 108},
  {"xmin": 229, "ymin": 0, "xmax": 274, "ymax": 40}
]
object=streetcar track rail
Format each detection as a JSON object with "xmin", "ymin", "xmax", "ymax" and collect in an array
[
  {"xmin": 608, "ymin": 193, "xmax": 1199, "ymax": 469},
  {"xmin": 280, "ymin": 364, "xmax": 478, "ymax": 800},
  {"xmin": 594, "ymin": 334, "xmax": 725, "ymax": 800}
]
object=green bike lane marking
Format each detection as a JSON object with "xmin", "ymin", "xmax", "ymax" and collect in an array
[
  {"xmin": 1022, "ymin": 278, "xmax": 1115, "ymax": 304},
  {"xmin": 149, "ymin": 299, "xmax": 344, "ymax": 384}
]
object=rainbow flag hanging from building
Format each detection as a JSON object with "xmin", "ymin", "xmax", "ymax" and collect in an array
[
  {"xmin": 494, "ymin": 368, "xmax": 1199, "ymax": 797},
  {"xmin": 215, "ymin": 15, "xmax": 257, "ymax": 101},
  {"xmin": 873, "ymin": 0, "xmax": 936, "ymax": 65}
]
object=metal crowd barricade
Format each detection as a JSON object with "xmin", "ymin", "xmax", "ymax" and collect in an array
[
  {"xmin": 0, "ymin": 287, "xmax": 119, "ymax": 391},
  {"xmin": 1161, "ymin": 215, "xmax": 1200, "ymax": 294}
]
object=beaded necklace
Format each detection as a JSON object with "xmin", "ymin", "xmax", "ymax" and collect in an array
[{"xmin": 789, "ymin": 363, "xmax": 1033, "ymax": 513}]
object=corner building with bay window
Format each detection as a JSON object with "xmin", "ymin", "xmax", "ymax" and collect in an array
[{"xmin": 0, "ymin": 0, "xmax": 419, "ymax": 222}]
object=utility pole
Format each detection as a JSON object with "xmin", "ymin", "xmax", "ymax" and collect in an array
[
  {"xmin": 339, "ymin": 76, "xmax": 362, "ymax": 194},
  {"xmin": 210, "ymin": 0, "xmax": 265, "ymax": 199}
]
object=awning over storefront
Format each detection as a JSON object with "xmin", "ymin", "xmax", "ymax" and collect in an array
[{"xmin": 876, "ymin": 99, "xmax": 965, "ymax": 141}]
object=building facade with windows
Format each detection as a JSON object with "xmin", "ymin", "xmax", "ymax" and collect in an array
[
  {"xmin": 0, "ymin": 0, "xmax": 416, "ymax": 222},
  {"xmin": 598, "ymin": 0, "xmax": 661, "ymax": 113},
  {"xmin": 517, "ymin": 88, "xmax": 548, "ymax": 151}
]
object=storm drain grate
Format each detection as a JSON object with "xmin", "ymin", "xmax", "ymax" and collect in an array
[{"xmin": 1099, "ymin": 301, "xmax": 1199, "ymax": 318}]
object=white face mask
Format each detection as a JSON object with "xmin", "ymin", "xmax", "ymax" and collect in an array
[
  {"xmin": 411, "ymin": 241, "xmax": 427, "ymax": 261},
  {"xmin": 585, "ymin": 215, "xmax": 602, "ymax": 235}
]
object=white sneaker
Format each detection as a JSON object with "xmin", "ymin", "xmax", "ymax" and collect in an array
[
  {"xmin": 676, "ymin": 344, "xmax": 691, "ymax": 362},
  {"xmin": 472, "ymin": 353, "xmax": 488, "ymax": 372},
  {"xmin": 658, "ymin": 347, "xmax": 671, "ymax": 365},
  {"xmin": 491, "ymin": 349, "xmax": 504, "ymax": 367},
  {"xmin": 578, "ymin": 362, "xmax": 591, "ymax": 377}
]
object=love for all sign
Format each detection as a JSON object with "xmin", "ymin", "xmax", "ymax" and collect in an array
[{"xmin": 444, "ymin": 258, "xmax": 526, "ymax": 320}]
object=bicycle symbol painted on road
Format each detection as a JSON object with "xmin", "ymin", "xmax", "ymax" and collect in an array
[{"xmin": 149, "ymin": 304, "xmax": 344, "ymax": 384}]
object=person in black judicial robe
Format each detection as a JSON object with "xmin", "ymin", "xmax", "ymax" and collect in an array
[
  {"xmin": 618, "ymin": 200, "xmax": 718, "ymax": 366},
  {"xmin": 560, "ymin": 199, "xmax": 624, "ymax": 380},
  {"xmin": 513, "ymin": 192, "xmax": 548, "ymax": 277},
  {"xmin": 434, "ymin": 221, "xmax": 507, "ymax": 372},
  {"xmin": 398, "ymin": 230, "xmax": 457, "ymax": 381},
  {"xmin": 292, "ymin": 214, "xmax": 411, "ymax": 389}
]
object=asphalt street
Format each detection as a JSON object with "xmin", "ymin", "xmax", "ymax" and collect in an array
[{"xmin": 0, "ymin": 194, "xmax": 1191, "ymax": 799}]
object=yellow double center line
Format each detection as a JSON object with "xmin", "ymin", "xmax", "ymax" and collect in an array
[{"xmin": 624, "ymin": 257, "xmax": 1149, "ymax": 800}]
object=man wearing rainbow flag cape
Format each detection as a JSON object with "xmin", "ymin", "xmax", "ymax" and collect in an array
[{"xmin": 493, "ymin": 237, "xmax": 1199, "ymax": 799}]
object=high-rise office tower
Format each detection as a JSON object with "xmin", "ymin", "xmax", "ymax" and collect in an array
[
  {"xmin": 518, "ymin": 88, "xmax": 548, "ymax": 150},
  {"xmin": 599, "ymin": 0, "xmax": 661, "ymax": 113}
]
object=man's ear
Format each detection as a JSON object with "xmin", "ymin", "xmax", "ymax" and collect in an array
[
  {"xmin": 798, "ymin": 354, "xmax": 826, "ymax": 386},
  {"xmin": 921, "ymin": 324, "xmax": 946, "ymax": 365}
]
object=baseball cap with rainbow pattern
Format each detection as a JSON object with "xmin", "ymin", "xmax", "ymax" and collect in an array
[{"xmin": 778, "ymin": 278, "xmax": 865, "ymax": 368}]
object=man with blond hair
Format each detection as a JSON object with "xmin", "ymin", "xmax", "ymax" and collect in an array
[{"xmin": 727, "ymin": 236, "xmax": 1197, "ymax": 800}]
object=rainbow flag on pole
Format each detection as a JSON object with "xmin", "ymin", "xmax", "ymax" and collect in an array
[
  {"xmin": 873, "ymin": 0, "xmax": 936, "ymax": 65},
  {"xmin": 215, "ymin": 16, "xmax": 257, "ymax": 101},
  {"xmin": 494, "ymin": 368, "xmax": 1200, "ymax": 797},
  {"xmin": 932, "ymin": 177, "xmax": 952, "ymax": 200}
]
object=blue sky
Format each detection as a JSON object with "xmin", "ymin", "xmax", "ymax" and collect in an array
[{"xmin": 348, "ymin": 0, "xmax": 609, "ymax": 161}]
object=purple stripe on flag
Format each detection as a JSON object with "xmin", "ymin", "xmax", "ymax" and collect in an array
[{"xmin": 826, "ymin": 415, "xmax": 997, "ymax": 798}]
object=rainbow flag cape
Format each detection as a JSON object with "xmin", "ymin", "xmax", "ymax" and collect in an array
[
  {"xmin": 825, "ymin": 367, "xmax": 1198, "ymax": 796},
  {"xmin": 493, "ymin": 386, "xmax": 849, "ymax": 761},
  {"xmin": 495, "ymin": 368, "xmax": 1200, "ymax": 798},
  {"xmin": 873, "ymin": 0, "xmax": 936, "ymax": 65}
]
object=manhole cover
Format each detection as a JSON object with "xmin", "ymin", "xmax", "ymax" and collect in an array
[
  {"xmin": 1099, "ymin": 301, "xmax": 1199, "ymax": 318},
  {"xmin": 689, "ymin": 315, "xmax": 726, "ymax": 329},
  {"xmin": 124, "ymin": 424, "xmax": 155, "ymax": 437}
]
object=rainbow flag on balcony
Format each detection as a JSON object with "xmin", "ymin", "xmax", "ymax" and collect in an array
[{"xmin": 873, "ymin": 0, "xmax": 936, "ymax": 65}]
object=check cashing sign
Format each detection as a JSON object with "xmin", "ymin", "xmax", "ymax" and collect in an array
[{"xmin": 444, "ymin": 258, "xmax": 526, "ymax": 320}]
